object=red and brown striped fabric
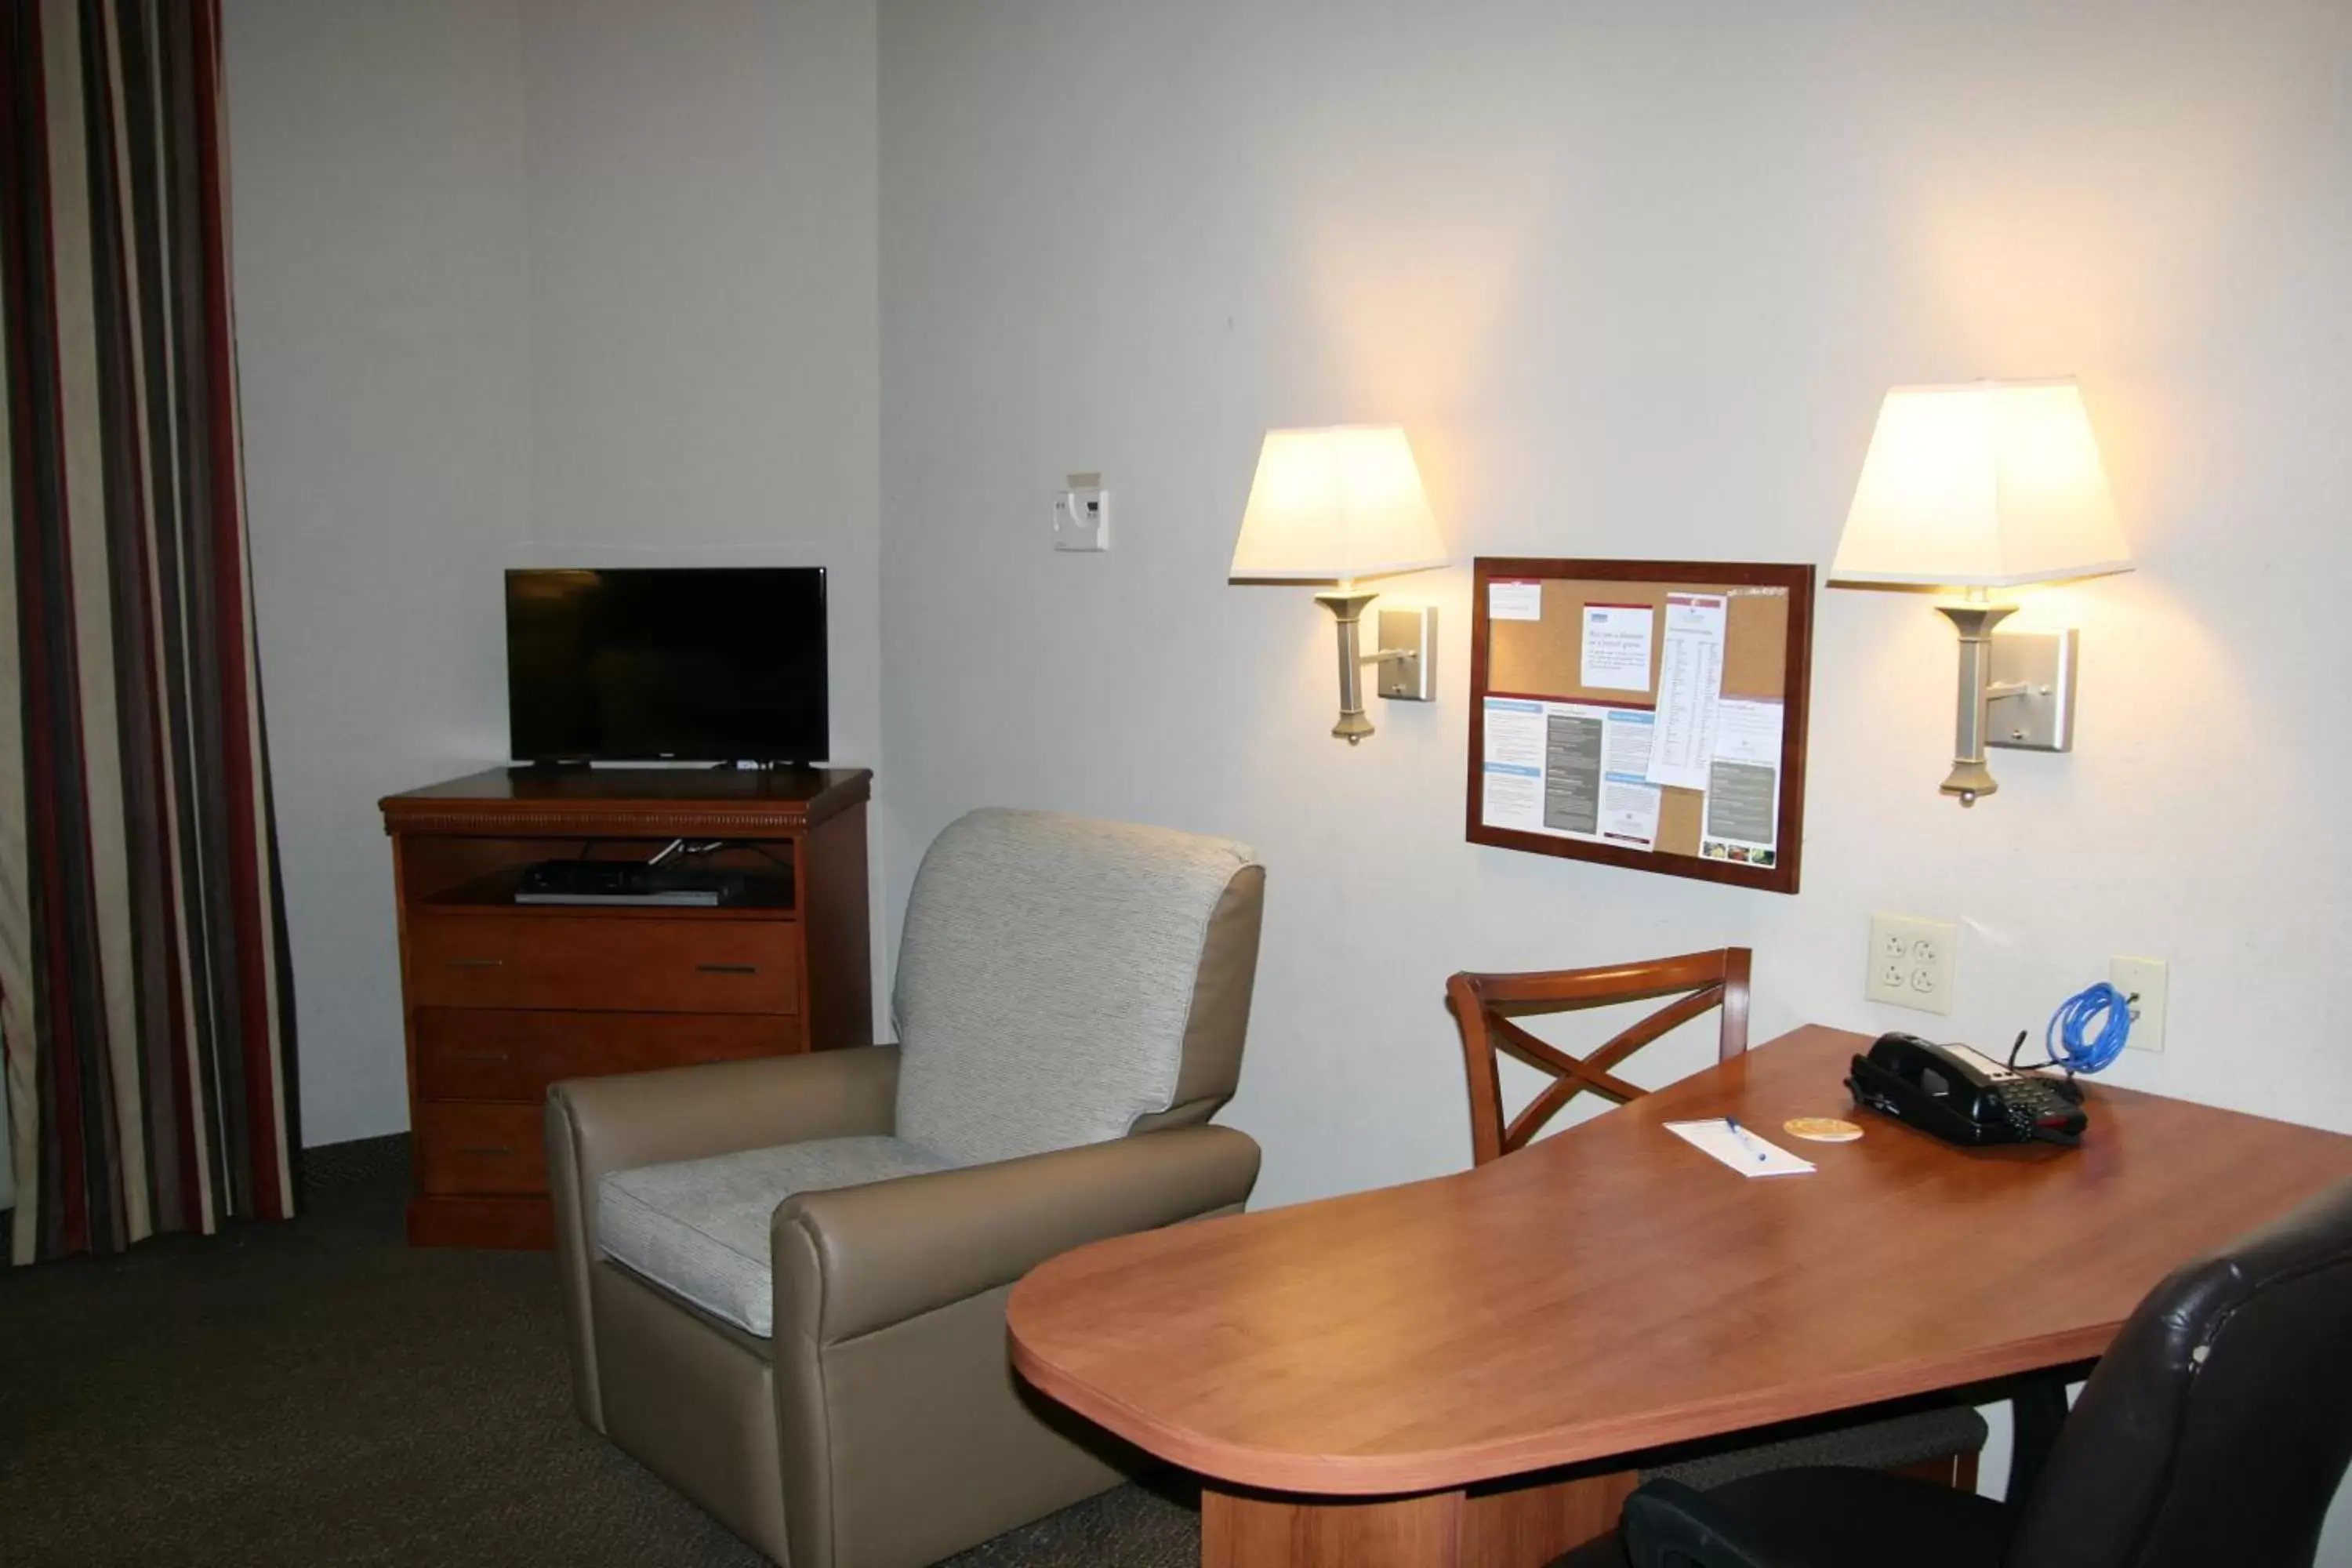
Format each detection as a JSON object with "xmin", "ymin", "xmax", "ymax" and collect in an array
[{"xmin": 1, "ymin": 0, "xmax": 296, "ymax": 1261}]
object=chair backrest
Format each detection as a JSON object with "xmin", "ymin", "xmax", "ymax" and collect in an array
[
  {"xmin": 2005, "ymin": 1176, "xmax": 2352, "ymax": 1568},
  {"xmin": 891, "ymin": 808, "xmax": 1265, "ymax": 1167},
  {"xmin": 1445, "ymin": 949, "xmax": 1751, "ymax": 1166}
]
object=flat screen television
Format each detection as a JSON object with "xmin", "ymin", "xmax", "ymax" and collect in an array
[{"xmin": 505, "ymin": 567, "xmax": 828, "ymax": 764}]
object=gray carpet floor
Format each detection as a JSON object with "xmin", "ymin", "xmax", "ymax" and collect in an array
[{"xmin": 0, "ymin": 1136, "xmax": 1202, "ymax": 1567}]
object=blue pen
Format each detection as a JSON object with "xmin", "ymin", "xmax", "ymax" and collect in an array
[{"xmin": 1723, "ymin": 1116, "xmax": 1772, "ymax": 1163}]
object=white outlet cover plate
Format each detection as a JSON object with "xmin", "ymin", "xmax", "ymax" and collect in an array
[
  {"xmin": 2113, "ymin": 955, "xmax": 2169, "ymax": 1053},
  {"xmin": 1866, "ymin": 912, "xmax": 1958, "ymax": 1016}
]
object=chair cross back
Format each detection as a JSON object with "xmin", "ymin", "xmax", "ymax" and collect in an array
[{"xmin": 1447, "ymin": 948, "xmax": 1752, "ymax": 1166}]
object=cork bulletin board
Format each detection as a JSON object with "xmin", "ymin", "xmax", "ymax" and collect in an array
[{"xmin": 1466, "ymin": 558, "xmax": 1815, "ymax": 895}]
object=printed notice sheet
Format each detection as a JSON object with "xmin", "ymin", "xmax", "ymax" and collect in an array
[
  {"xmin": 1700, "ymin": 697, "xmax": 1782, "ymax": 867},
  {"xmin": 1544, "ymin": 708, "xmax": 1604, "ymax": 836},
  {"xmin": 1710, "ymin": 697, "xmax": 1781, "ymax": 766},
  {"xmin": 1480, "ymin": 699, "xmax": 1548, "ymax": 832},
  {"xmin": 1645, "ymin": 593, "xmax": 1727, "ymax": 790},
  {"xmin": 1599, "ymin": 710, "xmax": 1661, "ymax": 849},
  {"xmin": 1580, "ymin": 603, "xmax": 1654, "ymax": 691},
  {"xmin": 1481, "ymin": 697, "xmax": 1660, "ymax": 849},
  {"xmin": 1488, "ymin": 579, "xmax": 1544, "ymax": 622}
]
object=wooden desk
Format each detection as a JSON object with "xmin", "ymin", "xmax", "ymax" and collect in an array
[{"xmin": 1007, "ymin": 1025, "xmax": 2352, "ymax": 1566}]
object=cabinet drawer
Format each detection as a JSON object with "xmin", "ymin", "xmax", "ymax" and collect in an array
[
  {"xmin": 415, "ymin": 1009, "xmax": 798, "ymax": 1102},
  {"xmin": 406, "ymin": 915, "xmax": 800, "ymax": 1014},
  {"xmin": 416, "ymin": 1102, "xmax": 547, "ymax": 1196}
]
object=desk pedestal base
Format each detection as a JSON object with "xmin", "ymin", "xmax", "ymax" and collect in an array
[
  {"xmin": 1199, "ymin": 1453, "xmax": 1978, "ymax": 1565},
  {"xmin": 1201, "ymin": 1470, "xmax": 1635, "ymax": 1568}
]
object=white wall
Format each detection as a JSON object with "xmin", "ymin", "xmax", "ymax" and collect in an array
[
  {"xmin": 228, "ymin": 0, "xmax": 881, "ymax": 1145},
  {"xmin": 519, "ymin": 0, "xmax": 881, "ymax": 776},
  {"xmin": 880, "ymin": 0, "xmax": 2352, "ymax": 1196},
  {"xmin": 229, "ymin": 0, "xmax": 532, "ymax": 1147},
  {"xmin": 515, "ymin": 0, "xmax": 887, "ymax": 1007},
  {"xmin": 878, "ymin": 0, "xmax": 2352, "ymax": 1530}
]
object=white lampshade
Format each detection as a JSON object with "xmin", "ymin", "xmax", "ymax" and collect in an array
[
  {"xmin": 1229, "ymin": 425, "xmax": 1447, "ymax": 583},
  {"xmin": 1831, "ymin": 379, "xmax": 2130, "ymax": 590}
]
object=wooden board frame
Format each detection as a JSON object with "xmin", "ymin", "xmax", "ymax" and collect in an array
[{"xmin": 1465, "ymin": 557, "xmax": 1815, "ymax": 895}]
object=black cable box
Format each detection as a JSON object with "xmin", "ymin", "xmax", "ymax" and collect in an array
[{"xmin": 516, "ymin": 862, "xmax": 749, "ymax": 907}]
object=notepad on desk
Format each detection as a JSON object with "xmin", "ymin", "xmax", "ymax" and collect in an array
[{"xmin": 1665, "ymin": 1118, "xmax": 1817, "ymax": 1178}]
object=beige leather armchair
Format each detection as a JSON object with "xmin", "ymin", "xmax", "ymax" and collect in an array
[{"xmin": 546, "ymin": 809, "xmax": 1265, "ymax": 1568}]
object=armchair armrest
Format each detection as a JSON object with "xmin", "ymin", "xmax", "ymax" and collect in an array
[
  {"xmin": 769, "ymin": 1123, "xmax": 1259, "ymax": 1345},
  {"xmin": 546, "ymin": 1044, "xmax": 900, "ymax": 1196},
  {"xmin": 546, "ymin": 1046, "xmax": 900, "ymax": 1432}
]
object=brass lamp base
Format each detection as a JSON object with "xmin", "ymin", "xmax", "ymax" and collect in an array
[
  {"xmin": 1314, "ymin": 589, "xmax": 1381, "ymax": 743},
  {"xmin": 1935, "ymin": 602, "xmax": 2016, "ymax": 805}
]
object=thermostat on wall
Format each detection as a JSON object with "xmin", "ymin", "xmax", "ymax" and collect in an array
[{"xmin": 1053, "ymin": 472, "xmax": 1109, "ymax": 552}]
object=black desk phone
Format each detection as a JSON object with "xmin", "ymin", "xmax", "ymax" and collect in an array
[{"xmin": 1847, "ymin": 1033, "xmax": 2088, "ymax": 1148}]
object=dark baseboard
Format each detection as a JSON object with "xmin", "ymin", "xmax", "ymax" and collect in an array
[{"xmin": 296, "ymin": 1131, "xmax": 411, "ymax": 1193}]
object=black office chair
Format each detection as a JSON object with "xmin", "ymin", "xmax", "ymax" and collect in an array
[{"xmin": 1557, "ymin": 1175, "xmax": 2352, "ymax": 1568}]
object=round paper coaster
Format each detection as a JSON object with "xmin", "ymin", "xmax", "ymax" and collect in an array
[{"xmin": 1784, "ymin": 1116, "xmax": 1864, "ymax": 1143}]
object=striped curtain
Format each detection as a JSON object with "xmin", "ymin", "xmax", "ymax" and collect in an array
[{"xmin": 1, "ymin": 0, "xmax": 296, "ymax": 1261}]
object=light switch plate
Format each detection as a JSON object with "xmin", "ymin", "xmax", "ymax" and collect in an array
[
  {"xmin": 1052, "ymin": 472, "xmax": 1109, "ymax": 551},
  {"xmin": 1866, "ymin": 913, "xmax": 1958, "ymax": 1015}
]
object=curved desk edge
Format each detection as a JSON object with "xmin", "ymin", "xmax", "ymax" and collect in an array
[
  {"xmin": 1004, "ymin": 1024, "xmax": 2352, "ymax": 1503},
  {"xmin": 1007, "ymin": 1305, "xmax": 2114, "ymax": 1497}
]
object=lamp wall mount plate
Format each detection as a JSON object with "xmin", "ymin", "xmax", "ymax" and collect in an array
[
  {"xmin": 1984, "ymin": 628, "xmax": 2078, "ymax": 752},
  {"xmin": 1374, "ymin": 606, "xmax": 1437, "ymax": 701}
]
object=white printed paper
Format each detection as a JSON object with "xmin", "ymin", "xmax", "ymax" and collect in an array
[
  {"xmin": 1664, "ymin": 1119, "xmax": 1817, "ymax": 1179},
  {"xmin": 1599, "ymin": 776, "xmax": 1661, "ymax": 849},
  {"xmin": 1700, "ymin": 698, "xmax": 1782, "ymax": 865},
  {"xmin": 1488, "ymin": 579, "xmax": 1544, "ymax": 621},
  {"xmin": 1480, "ymin": 699, "xmax": 1547, "ymax": 832},
  {"xmin": 1604, "ymin": 708, "xmax": 1656, "ymax": 776},
  {"xmin": 1481, "ymin": 696, "xmax": 1647, "ymax": 846},
  {"xmin": 1580, "ymin": 603, "xmax": 1655, "ymax": 691},
  {"xmin": 1599, "ymin": 710, "xmax": 1661, "ymax": 849},
  {"xmin": 1711, "ymin": 698, "xmax": 1782, "ymax": 765},
  {"xmin": 1644, "ymin": 593, "xmax": 1727, "ymax": 790}
]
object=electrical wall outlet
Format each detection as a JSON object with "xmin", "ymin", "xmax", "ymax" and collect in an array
[
  {"xmin": 1866, "ymin": 913, "xmax": 1958, "ymax": 1015},
  {"xmin": 2112, "ymin": 956, "xmax": 2169, "ymax": 1053}
]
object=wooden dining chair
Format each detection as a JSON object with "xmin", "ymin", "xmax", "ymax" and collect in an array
[
  {"xmin": 1447, "ymin": 948, "xmax": 1751, "ymax": 1167},
  {"xmin": 1448, "ymin": 946, "xmax": 1988, "ymax": 1507}
]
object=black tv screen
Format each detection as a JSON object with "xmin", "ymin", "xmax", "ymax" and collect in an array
[{"xmin": 505, "ymin": 568, "xmax": 828, "ymax": 764}]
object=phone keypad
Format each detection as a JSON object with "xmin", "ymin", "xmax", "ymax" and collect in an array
[{"xmin": 2005, "ymin": 1076, "xmax": 2078, "ymax": 1136}]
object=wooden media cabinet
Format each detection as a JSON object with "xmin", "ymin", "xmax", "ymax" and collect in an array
[{"xmin": 380, "ymin": 767, "xmax": 873, "ymax": 1248}]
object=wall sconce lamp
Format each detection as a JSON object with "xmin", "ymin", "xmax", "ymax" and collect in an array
[
  {"xmin": 1831, "ymin": 379, "xmax": 2132, "ymax": 805},
  {"xmin": 1229, "ymin": 425, "xmax": 1447, "ymax": 743}
]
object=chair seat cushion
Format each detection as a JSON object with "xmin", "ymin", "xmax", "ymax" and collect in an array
[
  {"xmin": 1642, "ymin": 1402, "xmax": 1988, "ymax": 1490},
  {"xmin": 597, "ymin": 1136, "xmax": 952, "ymax": 1337},
  {"xmin": 1557, "ymin": 1467, "xmax": 2015, "ymax": 1568},
  {"xmin": 1700, "ymin": 1468, "xmax": 2014, "ymax": 1566}
]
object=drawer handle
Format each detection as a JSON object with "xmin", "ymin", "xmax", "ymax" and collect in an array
[
  {"xmin": 445, "ymin": 957, "xmax": 505, "ymax": 969},
  {"xmin": 458, "ymin": 1145, "xmax": 515, "ymax": 1157},
  {"xmin": 696, "ymin": 962, "xmax": 759, "ymax": 975},
  {"xmin": 449, "ymin": 1049, "xmax": 510, "ymax": 1062}
]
